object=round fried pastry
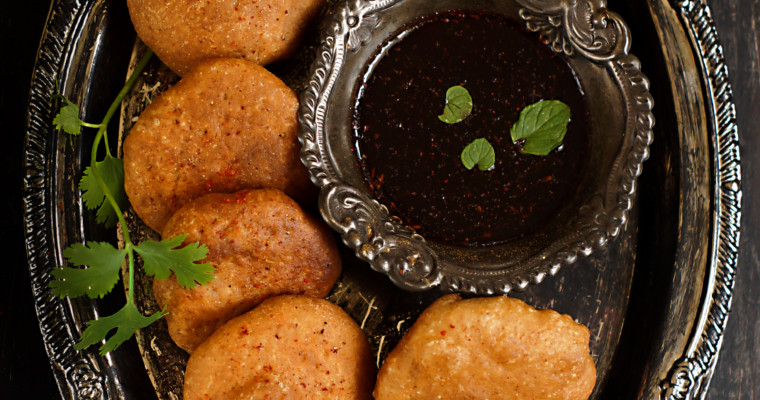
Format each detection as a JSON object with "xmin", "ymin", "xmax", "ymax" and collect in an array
[
  {"xmin": 183, "ymin": 295, "xmax": 375, "ymax": 400},
  {"xmin": 374, "ymin": 294, "xmax": 597, "ymax": 400},
  {"xmin": 154, "ymin": 189, "xmax": 341, "ymax": 352},
  {"xmin": 123, "ymin": 58, "xmax": 314, "ymax": 234},
  {"xmin": 127, "ymin": 0, "xmax": 326, "ymax": 76}
]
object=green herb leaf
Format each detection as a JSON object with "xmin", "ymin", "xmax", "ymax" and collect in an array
[
  {"xmin": 46, "ymin": 50, "xmax": 201, "ymax": 356},
  {"xmin": 53, "ymin": 96, "xmax": 84, "ymax": 135},
  {"xmin": 75, "ymin": 302, "xmax": 166, "ymax": 355},
  {"xmin": 461, "ymin": 138, "xmax": 496, "ymax": 171},
  {"xmin": 79, "ymin": 154, "xmax": 128, "ymax": 228},
  {"xmin": 134, "ymin": 234, "xmax": 214, "ymax": 289},
  {"xmin": 510, "ymin": 100, "xmax": 571, "ymax": 156},
  {"xmin": 50, "ymin": 242, "xmax": 127, "ymax": 299},
  {"xmin": 439, "ymin": 85, "xmax": 473, "ymax": 124}
]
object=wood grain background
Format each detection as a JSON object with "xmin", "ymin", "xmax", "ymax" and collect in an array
[{"xmin": 0, "ymin": 0, "xmax": 757, "ymax": 399}]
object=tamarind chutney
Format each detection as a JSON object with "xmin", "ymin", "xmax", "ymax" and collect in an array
[{"xmin": 353, "ymin": 10, "xmax": 592, "ymax": 246}]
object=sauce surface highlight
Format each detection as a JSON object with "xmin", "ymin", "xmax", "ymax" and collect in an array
[{"xmin": 353, "ymin": 11, "xmax": 592, "ymax": 246}]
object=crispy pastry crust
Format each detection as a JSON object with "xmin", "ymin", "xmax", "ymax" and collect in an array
[
  {"xmin": 127, "ymin": 0, "xmax": 326, "ymax": 75},
  {"xmin": 374, "ymin": 294, "xmax": 597, "ymax": 400},
  {"xmin": 183, "ymin": 295, "xmax": 375, "ymax": 400},
  {"xmin": 123, "ymin": 58, "xmax": 314, "ymax": 234},
  {"xmin": 154, "ymin": 189, "xmax": 340, "ymax": 352}
]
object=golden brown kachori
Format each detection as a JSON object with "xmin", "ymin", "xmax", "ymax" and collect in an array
[
  {"xmin": 123, "ymin": 58, "xmax": 313, "ymax": 234},
  {"xmin": 127, "ymin": 0, "xmax": 326, "ymax": 75},
  {"xmin": 153, "ymin": 189, "xmax": 341, "ymax": 353},
  {"xmin": 183, "ymin": 295, "xmax": 375, "ymax": 400},
  {"xmin": 374, "ymin": 294, "xmax": 597, "ymax": 400}
]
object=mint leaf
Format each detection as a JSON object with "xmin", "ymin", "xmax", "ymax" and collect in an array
[
  {"xmin": 134, "ymin": 235, "xmax": 214, "ymax": 289},
  {"xmin": 439, "ymin": 85, "xmax": 473, "ymax": 124},
  {"xmin": 53, "ymin": 96, "xmax": 84, "ymax": 136},
  {"xmin": 461, "ymin": 138, "xmax": 496, "ymax": 171},
  {"xmin": 79, "ymin": 154, "xmax": 128, "ymax": 228},
  {"xmin": 50, "ymin": 242, "xmax": 127, "ymax": 299},
  {"xmin": 75, "ymin": 302, "xmax": 166, "ymax": 355},
  {"xmin": 510, "ymin": 100, "xmax": 571, "ymax": 156}
]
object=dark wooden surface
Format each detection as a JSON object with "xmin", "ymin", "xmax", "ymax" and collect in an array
[{"xmin": 0, "ymin": 0, "xmax": 757, "ymax": 399}]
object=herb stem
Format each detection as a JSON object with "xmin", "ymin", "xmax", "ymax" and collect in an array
[
  {"xmin": 127, "ymin": 246, "xmax": 136, "ymax": 305},
  {"xmin": 89, "ymin": 49, "xmax": 154, "ymax": 247},
  {"xmin": 90, "ymin": 48, "xmax": 154, "ymax": 163},
  {"xmin": 80, "ymin": 121, "xmax": 102, "ymax": 129}
]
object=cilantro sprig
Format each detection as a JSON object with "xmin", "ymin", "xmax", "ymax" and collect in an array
[{"xmin": 50, "ymin": 49, "xmax": 214, "ymax": 355}]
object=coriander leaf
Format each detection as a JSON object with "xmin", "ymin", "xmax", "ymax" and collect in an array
[
  {"xmin": 79, "ymin": 154, "xmax": 128, "ymax": 228},
  {"xmin": 510, "ymin": 100, "xmax": 571, "ymax": 156},
  {"xmin": 50, "ymin": 242, "xmax": 127, "ymax": 299},
  {"xmin": 75, "ymin": 302, "xmax": 166, "ymax": 355},
  {"xmin": 134, "ymin": 235, "xmax": 214, "ymax": 289},
  {"xmin": 461, "ymin": 138, "xmax": 496, "ymax": 171},
  {"xmin": 53, "ymin": 96, "xmax": 83, "ymax": 135},
  {"xmin": 438, "ymin": 85, "xmax": 473, "ymax": 124}
]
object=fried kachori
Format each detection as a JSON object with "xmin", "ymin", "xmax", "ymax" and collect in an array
[
  {"xmin": 183, "ymin": 295, "xmax": 375, "ymax": 400},
  {"xmin": 153, "ymin": 189, "xmax": 341, "ymax": 353},
  {"xmin": 127, "ymin": 0, "xmax": 326, "ymax": 75},
  {"xmin": 123, "ymin": 58, "xmax": 314, "ymax": 234},
  {"xmin": 374, "ymin": 294, "xmax": 597, "ymax": 400}
]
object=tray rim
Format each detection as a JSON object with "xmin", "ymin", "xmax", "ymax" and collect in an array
[
  {"xmin": 23, "ymin": 0, "xmax": 110, "ymax": 398},
  {"xmin": 21, "ymin": 0, "xmax": 741, "ymax": 399},
  {"xmin": 657, "ymin": 1, "xmax": 742, "ymax": 398}
]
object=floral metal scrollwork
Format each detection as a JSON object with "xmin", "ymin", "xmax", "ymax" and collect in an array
[
  {"xmin": 322, "ymin": 184, "xmax": 441, "ymax": 291},
  {"xmin": 518, "ymin": 0, "xmax": 630, "ymax": 61},
  {"xmin": 300, "ymin": 0, "xmax": 401, "ymax": 188}
]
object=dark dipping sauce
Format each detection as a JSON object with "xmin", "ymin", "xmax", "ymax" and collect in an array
[{"xmin": 353, "ymin": 11, "xmax": 592, "ymax": 246}]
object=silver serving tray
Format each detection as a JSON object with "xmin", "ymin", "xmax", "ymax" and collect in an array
[{"xmin": 23, "ymin": 0, "xmax": 741, "ymax": 399}]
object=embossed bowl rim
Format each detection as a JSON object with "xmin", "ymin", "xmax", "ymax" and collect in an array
[{"xmin": 298, "ymin": 0, "xmax": 654, "ymax": 294}]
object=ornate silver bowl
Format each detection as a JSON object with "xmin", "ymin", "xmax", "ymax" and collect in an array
[{"xmin": 298, "ymin": 0, "xmax": 653, "ymax": 294}]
